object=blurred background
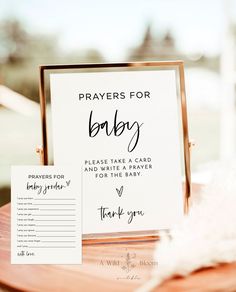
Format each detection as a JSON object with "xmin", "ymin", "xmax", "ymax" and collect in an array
[{"xmin": 1, "ymin": 0, "xmax": 236, "ymax": 206}]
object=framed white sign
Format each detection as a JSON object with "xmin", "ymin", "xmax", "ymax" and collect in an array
[{"xmin": 38, "ymin": 61, "xmax": 191, "ymax": 243}]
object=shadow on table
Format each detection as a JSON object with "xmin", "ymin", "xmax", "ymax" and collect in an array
[{"xmin": 0, "ymin": 187, "xmax": 10, "ymax": 207}]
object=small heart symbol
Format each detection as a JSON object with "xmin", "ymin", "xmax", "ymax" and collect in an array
[{"xmin": 116, "ymin": 186, "xmax": 124, "ymax": 197}]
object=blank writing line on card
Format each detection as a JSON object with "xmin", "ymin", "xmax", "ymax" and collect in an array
[
  {"xmin": 33, "ymin": 204, "xmax": 76, "ymax": 206},
  {"xmin": 32, "ymin": 214, "xmax": 75, "ymax": 216},
  {"xmin": 35, "ymin": 230, "xmax": 75, "ymax": 232},
  {"xmin": 28, "ymin": 246, "xmax": 76, "ymax": 248},
  {"xmin": 34, "ymin": 220, "xmax": 76, "ymax": 221},
  {"xmin": 34, "ymin": 198, "xmax": 76, "ymax": 200},
  {"xmin": 35, "ymin": 225, "xmax": 76, "ymax": 227},
  {"xmin": 41, "ymin": 241, "xmax": 76, "ymax": 243},
  {"xmin": 40, "ymin": 209, "xmax": 76, "ymax": 211},
  {"xmin": 37, "ymin": 236, "xmax": 76, "ymax": 238}
]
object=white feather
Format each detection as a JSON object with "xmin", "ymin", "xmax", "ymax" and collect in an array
[{"xmin": 137, "ymin": 163, "xmax": 236, "ymax": 292}]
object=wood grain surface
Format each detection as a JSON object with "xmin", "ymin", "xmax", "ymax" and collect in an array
[{"xmin": 1, "ymin": 189, "xmax": 236, "ymax": 291}]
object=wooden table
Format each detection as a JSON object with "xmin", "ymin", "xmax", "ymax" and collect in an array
[{"xmin": 1, "ymin": 196, "xmax": 236, "ymax": 291}]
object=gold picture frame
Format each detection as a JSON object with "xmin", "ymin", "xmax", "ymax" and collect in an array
[{"xmin": 37, "ymin": 60, "xmax": 191, "ymax": 244}]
